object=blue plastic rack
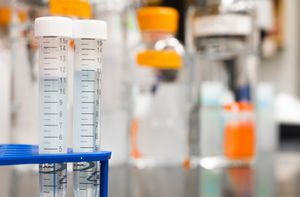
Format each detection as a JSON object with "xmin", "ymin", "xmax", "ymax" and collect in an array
[{"xmin": 0, "ymin": 144, "xmax": 111, "ymax": 197}]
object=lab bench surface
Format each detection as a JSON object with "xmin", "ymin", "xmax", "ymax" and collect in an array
[{"xmin": 1, "ymin": 151, "xmax": 300, "ymax": 197}]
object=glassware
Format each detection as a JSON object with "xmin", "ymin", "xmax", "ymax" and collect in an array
[
  {"xmin": 256, "ymin": 83, "xmax": 277, "ymax": 153},
  {"xmin": 72, "ymin": 20, "xmax": 107, "ymax": 197},
  {"xmin": 186, "ymin": 0, "xmax": 256, "ymax": 168},
  {"xmin": 93, "ymin": 0, "xmax": 130, "ymax": 165},
  {"xmin": 224, "ymin": 102, "xmax": 255, "ymax": 164},
  {"xmin": 0, "ymin": 6, "xmax": 12, "ymax": 144},
  {"xmin": 35, "ymin": 16, "xmax": 72, "ymax": 197},
  {"xmin": 129, "ymin": 6, "xmax": 189, "ymax": 167}
]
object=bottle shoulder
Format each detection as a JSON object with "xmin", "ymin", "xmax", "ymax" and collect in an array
[
  {"xmin": 187, "ymin": 5, "xmax": 220, "ymax": 18},
  {"xmin": 134, "ymin": 37, "xmax": 184, "ymax": 56}
]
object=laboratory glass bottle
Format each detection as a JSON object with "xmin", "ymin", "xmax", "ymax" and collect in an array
[
  {"xmin": 256, "ymin": 83, "xmax": 277, "ymax": 153},
  {"xmin": 0, "ymin": 6, "xmax": 12, "ymax": 144},
  {"xmin": 35, "ymin": 16, "xmax": 72, "ymax": 197},
  {"xmin": 10, "ymin": 4, "xmax": 40, "ymax": 146},
  {"xmin": 186, "ymin": 0, "xmax": 255, "ymax": 168},
  {"xmin": 130, "ymin": 6, "xmax": 188, "ymax": 167},
  {"xmin": 223, "ymin": 102, "xmax": 255, "ymax": 164},
  {"xmin": 93, "ymin": 0, "xmax": 130, "ymax": 166},
  {"xmin": 72, "ymin": 20, "xmax": 107, "ymax": 197}
]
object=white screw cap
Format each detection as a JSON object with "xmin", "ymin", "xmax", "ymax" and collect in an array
[
  {"xmin": 73, "ymin": 20, "xmax": 107, "ymax": 40},
  {"xmin": 34, "ymin": 16, "xmax": 73, "ymax": 37}
]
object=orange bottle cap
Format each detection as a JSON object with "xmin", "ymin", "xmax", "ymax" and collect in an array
[
  {"xmin": 238, "ymin": 101, "xmax": 253, "ymax": 112},
  {"xmin": 137, "ymin": 6, "xmax": 179, "ymax": 33},
  {"xmin": 224, "ymin": 101, "xmax": 253, "ymax": 112},
  {"xmin": 137, "ymin": 50, "xmax": 182, "ymax": 69},
  {"xmin": 224, "ymin": 102, "xmax": 239, "ymax": 112},
  {"xmin": 49, "ymin": 0, "xmax": 92, "ymax": 19},
  {"xmin": 0, "ymin": 7, "xmax": 27, "ymax": 26}
]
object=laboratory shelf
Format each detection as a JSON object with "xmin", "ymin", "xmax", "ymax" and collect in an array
[{"xmin": 0, "ymin": 144, "xmax": 112, "ymax": 197}]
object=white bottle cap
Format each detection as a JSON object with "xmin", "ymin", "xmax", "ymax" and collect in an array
[
  {"xmin": 34, "ymin": 16, "xmax": 72, "ymax": 37},
  {"xmin": 73, "ymin": 20, "xmax": 107, "ymax": 40}
]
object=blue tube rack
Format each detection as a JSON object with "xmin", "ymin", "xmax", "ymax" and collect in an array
[{"xmin": 0, "ymin": 144, "xmax": 111, "ymax": 197}]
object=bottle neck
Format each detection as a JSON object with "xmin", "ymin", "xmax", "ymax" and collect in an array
[
  {"xmin": 196, "ymin": 0, "xmax": 220, "ymax": 7},
  {"xmin": 141, "ymin": 31, "xmax": 175, "ymax": 48}
]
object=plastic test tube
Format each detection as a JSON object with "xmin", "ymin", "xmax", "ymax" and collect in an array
[
  {"xmin": 72, "ymin": 20, "xmax": 107, "ymax": 197},
  {"xmin": 35, "ymin": 16, "xmax": 72, "ymax": 197}
]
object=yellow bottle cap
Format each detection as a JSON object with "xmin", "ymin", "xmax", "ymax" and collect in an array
[
  {"xmin": 137, "ymin": 50, "xmax": 182, "ymax": 69},
  {"xmin": 137, "ymin": 6, "xmax": 179, "ymax": 33}
]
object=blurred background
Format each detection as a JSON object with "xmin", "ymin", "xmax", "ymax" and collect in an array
[{"xmin": 1, "ymin": 0, "xmax": 300, "ymax": 196}]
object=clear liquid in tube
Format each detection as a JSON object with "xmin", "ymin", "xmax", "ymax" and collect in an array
[
  {"xmin": 73, "ymin": 38, "xmax": 102, "ymax": 197},
  {"xmin": 38, "ymin": 36, "xmax": 68, "ymax": 197}
]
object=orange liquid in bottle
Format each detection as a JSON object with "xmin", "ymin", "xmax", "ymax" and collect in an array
[{"xmin": 224, "ymin": 102, "xmax": 255, "ymax": 160}]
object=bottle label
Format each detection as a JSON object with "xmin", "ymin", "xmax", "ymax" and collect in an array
[
  {"xmin": 49, "ymin": 0, "xmax": 92, "ymax": 19},
  {"xmin": 194, "ymin": 14, "xmax": 252, "ymax": 37}
]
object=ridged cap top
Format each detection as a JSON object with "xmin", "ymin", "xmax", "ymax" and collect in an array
[
  {"xmin": 73, "ymin": 19, "xmax": 107, "ymax": 40},
  {"xmin": 34, "ymin": 16, "xmax": 72, "ymax": 37},
  {"xmin": 137, "ymin": 6, "xmax": 179, "ymax": 33}
]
